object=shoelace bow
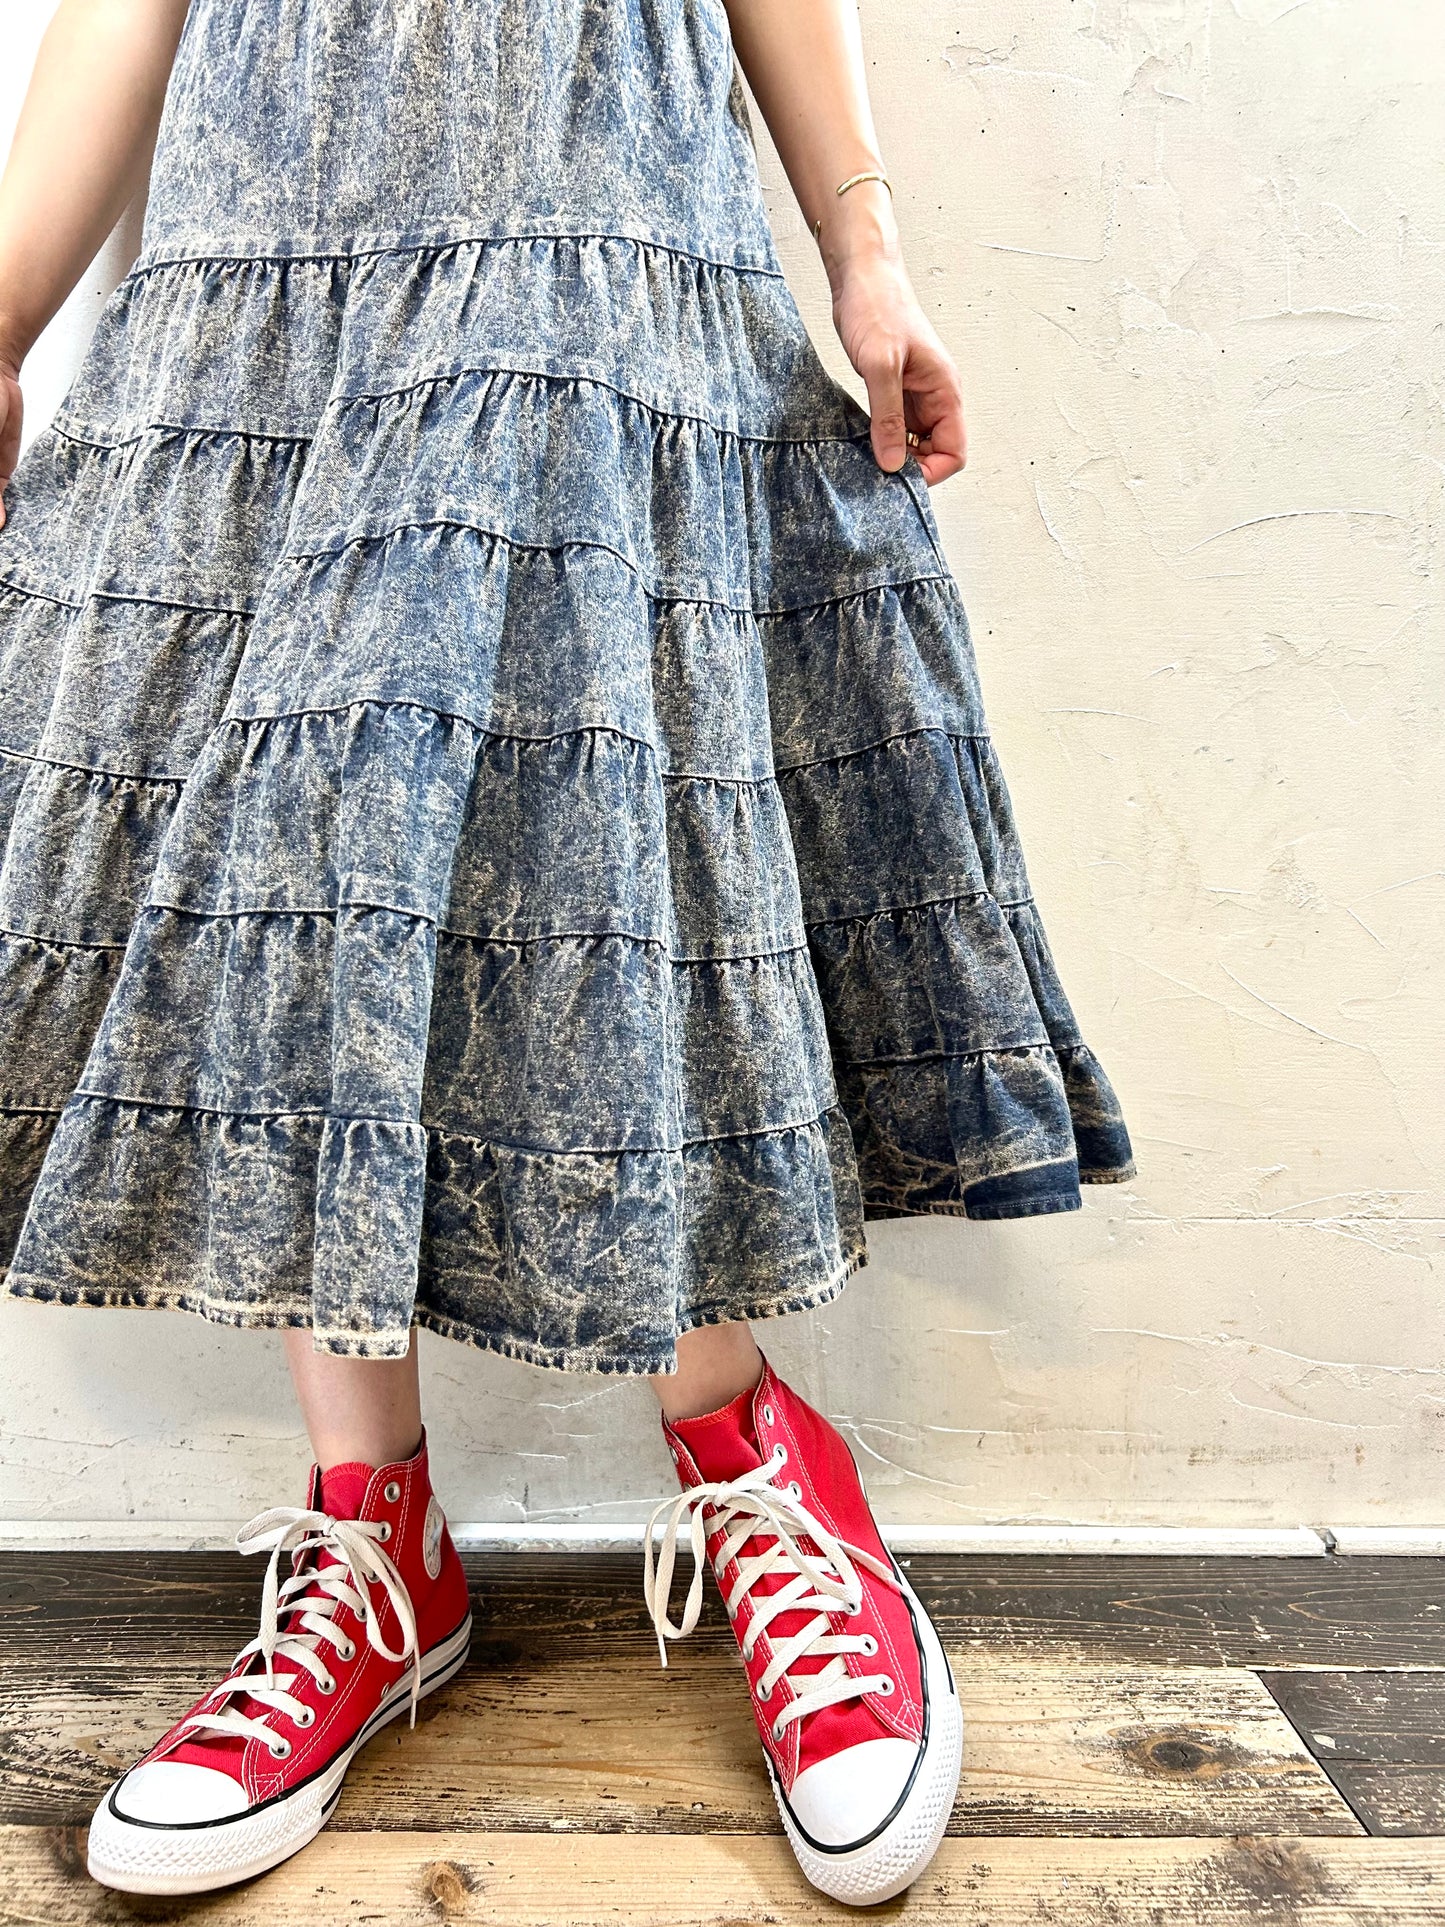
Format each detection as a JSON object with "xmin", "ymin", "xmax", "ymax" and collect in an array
[
  {"xmin": 643, "ymin": 1448, "xmax": 904, "ymax": 1741},
  {"xmin": 172, "ymin": 1507, "xmax": 421, "ymax": 1761}
]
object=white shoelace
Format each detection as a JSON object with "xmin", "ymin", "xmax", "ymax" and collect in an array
[
  {"xmin": 643, "ymin": 1445, "xmax": 904, "ymax": 1742},
  {"xmin": 173, "ymin": 1507, "xmax": 420, "ymax": 1763}
]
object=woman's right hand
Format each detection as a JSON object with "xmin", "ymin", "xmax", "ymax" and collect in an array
[{"xmin": 0, "ymin": 350, "xmax": 22, "ymax": 530}]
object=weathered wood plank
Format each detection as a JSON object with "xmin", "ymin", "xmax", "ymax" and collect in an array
[
  {"xmin": 1, "ymin": 1828, "xmax": 1440, "ymax": 1926},
  {"xmin": 6, "ymin": 1553, "xmax": 1445, "ymax": 1669},
  {"xmin": 1328, "ymin": 1768, "xmax": 1445, "ymax": 1839},
  {"xmin": 0, "ymin": 1651, "xmax": 1356, "ymax": 1838},
  {"xmin": 1263, "ymin": 1673, "xmax": 1445, "ymax": 1767},
  {"xmin": 1263, "ymin": 1672, "xmax": 1445, "ymax": 1837}
]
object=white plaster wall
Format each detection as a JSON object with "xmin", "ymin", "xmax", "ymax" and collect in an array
[{"xmin": 1, "ymin": 0, "xmax": 1441, "ymax": 1534}]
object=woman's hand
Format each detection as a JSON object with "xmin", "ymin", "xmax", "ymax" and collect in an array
[
  {"xmin": 0, "ymin": 0, "xmax": 192, "ymax": 533},
  {"xmin": 828, "ymin": 228, "xmax": 967, "ymax": 488},
  {"xmin": 716, "ymin": 0, "xmax": 966, "ymax": 485},
  {"xmin": 0, "ymin": 350, "xmax": 21, "ymax": 531}
]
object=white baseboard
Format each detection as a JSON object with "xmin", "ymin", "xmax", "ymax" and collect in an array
[
  {"xmin": 0, "ymin": 1519, "xmax": 1362, "ymax": 1556},
  {"xmin": 454, "ymin": 1523, "xmax": 1333, "ymax": 1557},
  {"xmin": 1325, "ymin": 1527, "xmax": 1445, "ymax": 1556}
]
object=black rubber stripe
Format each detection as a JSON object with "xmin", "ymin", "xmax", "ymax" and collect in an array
[
  {"xmin": 770, "ymin": 1557, "xmax": 934, "ymax": 1856},
  {"xmin": 763, "ymin": 1427, "xmax": 942, "ymax": 1858}
]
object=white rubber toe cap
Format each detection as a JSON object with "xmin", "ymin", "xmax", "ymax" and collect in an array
[
  {"xmin": 787, "ymin": 1737, "xmax": 920, "ymax": 1847},
  {"xmin": 111, "ymin": 1760, "xmax": 253, "ymax": 1826}
]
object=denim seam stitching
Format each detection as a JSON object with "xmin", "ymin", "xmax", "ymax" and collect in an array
[
  {"xmin": 284, "ymin": 519, "xmax": 949, "ymax": 618},
  {"xmin": 840, "ymin": 1041, "xmax": 1056, "ymax": 1068},
  {"xmin": 774, "ymin": 722, "xmax": 992, "ymax": 775},
  {"xmin": 0, "ymin": 576, "xmax": 257, "ymax": 621},
  {"xmin": 49, "ymin": 422, "xmax": 316, "ymax": 454},
  {"xmin": 331, "ymin": 363, "xmax": 869, "ymax": 448},
  {"xmin": 55, "ymin": 1088, "xmax": 850, "ymax": 1157},
  {"xmin": 0, "ymin": 927, "xmax": 128, "ymax": 953},
  {"xmin": 139, "ymin": 900, "xmax": 813, "ymax": 963},
  {"xmin": 216, "ymin": 701, "xmax": 990, "ymax": 773},
  {"xmin": 802, "ymin": 887, "xmax": 1033, "ymax": 928},
  {"xmin": 0, "ymin": 744, "xmax": 188, "ymax": 787},
  {"xmin": 217, "ymin": 704, "xmax": 780, "ymax": 777},
  {"xmin": 125, "ymin": 229, "xmax": 788, "ymax": 282}
]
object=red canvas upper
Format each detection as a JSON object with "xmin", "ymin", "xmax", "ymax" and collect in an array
[
  {"xmin": 663, "ymin": 1356, "xmax": 924, "ymax": 1790},
  {"xmin": 145, "ymin": 1431, "xmax": 470, "ymax": 1793}
]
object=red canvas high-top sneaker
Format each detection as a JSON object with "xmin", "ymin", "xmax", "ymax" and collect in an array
[
  {"xmin": 87, "ymin": 1431, "xmax": 472, "ymax": 1896},
  {"xmin": 646, "ymin": 1354, "xmax": 962, "ymax": 1906}
]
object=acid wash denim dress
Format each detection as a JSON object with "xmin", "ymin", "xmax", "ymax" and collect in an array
[{"xmin": 0, "ymin": 0, "xmax": 1134, "ymax": 1373}]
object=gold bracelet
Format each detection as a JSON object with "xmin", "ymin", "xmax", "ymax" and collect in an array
[{"xmin": 811, "ymin": 168, "xmax": 892, "ymax": 242}]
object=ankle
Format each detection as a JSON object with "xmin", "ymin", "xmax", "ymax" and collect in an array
[
  {"xmin": 651, "ymin": 1324, "xmax": 765, "ymax": 1423},
  {"xmin": 312, "ymin": 1428, "xmax": 424, "ymax": 1477}
]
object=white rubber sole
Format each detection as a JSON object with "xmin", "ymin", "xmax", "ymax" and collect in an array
[
  {"xmin": 767, "ymin": 1568, "xmax": 964, "ymax": 1908},
  {"xmin": 86, "ymin": 1612, "xmax": 473, "ymax": 1896}
]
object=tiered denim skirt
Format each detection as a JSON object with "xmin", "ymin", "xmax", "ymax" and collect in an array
[{"xmin": 0, "ymin": 0, "xmax": 1134, "ymax": 1373}]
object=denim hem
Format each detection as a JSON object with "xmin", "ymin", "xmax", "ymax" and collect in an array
[
  {"xmin": 863, "ymin": 1191, "xmax": 1085, "ymax": 1223},
  {"xmin": 0, "ymin": 1239, "xmax": 870, "ymax": 1375},
  {"xmin": 1080, "ymin": 1163, "xmax": 1137, "ymax": 1185},
  {"xmin": 958, "ymin": 1192, "xmax": 1085, "ymax": 1222},
  {"xmin": 670, "ymin": 1242, "xmax": 869, "ymax": 1354}
]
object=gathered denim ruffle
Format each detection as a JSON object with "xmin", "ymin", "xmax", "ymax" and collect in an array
[{"xmin": 0, "ymin": 0, "xmax": 1134, "ymax": 1370}]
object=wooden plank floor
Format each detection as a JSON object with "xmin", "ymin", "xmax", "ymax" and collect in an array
[{"xmin": 3, "ymin": 1553, "xmax": 1444, "ymax": 1923}]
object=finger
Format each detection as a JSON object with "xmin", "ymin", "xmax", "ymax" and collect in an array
[
  {"xmin": 0, "ymin": 393, "xmax": 20, "ymax": 528},
  {"xmin": 913, "ymin": 390, "xmax": 967, "ymax": 487},
  {"xmin": 900, "ymin": 362, "xmax": 967, "ymax": 486},
  {"xmin": 859, "ymin": 345, "xmax": 909, "ymax": 473}
]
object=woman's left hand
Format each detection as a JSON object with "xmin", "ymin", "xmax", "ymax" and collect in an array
[{"xmin": 829, "ymin": 243, "xmax": 967, "ymax": 487}]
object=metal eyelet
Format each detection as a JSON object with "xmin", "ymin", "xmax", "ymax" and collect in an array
[
  {"xmin": 787, "ymin": 1481, "xmax": 802, "ymax": 1499},
  {"xmin": 377, "ymin": 1520, "xmax": 392, "ymax": 1542},
  {"xmin": 762, "ymin": 1403, "xmax": 775, "ymax": 1424},
  {"xmin": 770, "ymin": 1718, "xmax": 784, "ymax": 1742},
  {"xmin": 771, "ymin": 1443, "xmax": 788, "ymax": 1466},
  {"xmin": 877, "ymin": 1675, "xmax": 895, "ymax": 1696},
  {"xmin": 859, "ymin": 1634, "xmax": 878, "ymax": 1656},
  {"xmin": 294, "ymin": 1706, "xmax": 316, "ymax": 1728},
  {"xmin": 317, "ymin": 1675, "xmax": 336, "ymax": 1695},
  {"xmin": 269, "ymin": 1738, "xmax": 292, "ymax": 1760},
  {"xmin": 383, "ymin": 1481, "xmax": 401, "ymax": 1503},
  {"xmin": 337, "ymin": 1639, "xmax": 356, "ymax": 1662}
]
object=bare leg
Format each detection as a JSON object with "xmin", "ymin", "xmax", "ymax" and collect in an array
[
  {"xmin": 283, "ymin": 1326, "xmax": 424, "ymax": 1470},
  {"xmin": 649, "ymin": 1319, "xmax": 764, "ymax": 1422}
]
